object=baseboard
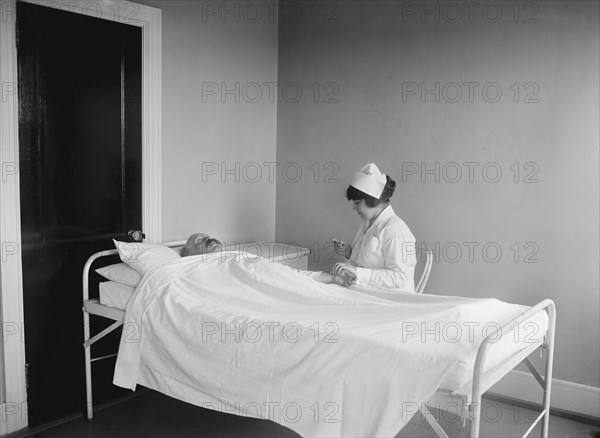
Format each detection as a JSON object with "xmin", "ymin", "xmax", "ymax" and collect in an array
[
  {"xmin": 488, "ymin": 369, "xmax": 600, "ymax": 420},
  {"xmin": 10, "ymin": 389, "xmax": 150, "ymax": 438}
]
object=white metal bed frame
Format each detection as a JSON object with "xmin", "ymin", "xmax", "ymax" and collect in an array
[
  {"xmin": 82, "ymin": 242, "xmax": 556, "ymax": 438},
  {"xmin": 82, "ymin": 240, "xmax": 185, "ymax": 419}
]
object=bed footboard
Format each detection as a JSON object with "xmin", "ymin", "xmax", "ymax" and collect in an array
[
  {"xmin": 420, "ymin": 299, "xmax": 556, "ymax": 438},
  {"xmin": 469, "ymin": 299, "xmax": 556, "ymax": 438}
]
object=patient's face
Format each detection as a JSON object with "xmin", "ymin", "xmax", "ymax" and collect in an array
[{"xmin": 185, "ymin": 233, "xmax": 222, "ymax": 256}]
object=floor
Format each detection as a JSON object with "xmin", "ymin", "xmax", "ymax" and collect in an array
[{"xmin": 19, "ymin": 391, "xmax": 600, "ymax": 438}]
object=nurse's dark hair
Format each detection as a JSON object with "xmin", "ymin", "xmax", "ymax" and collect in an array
[{"xmin": 346, "ymin": 175, "xmax": 396, "ymax": 207}]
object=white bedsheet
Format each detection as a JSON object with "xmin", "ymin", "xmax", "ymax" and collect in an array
[{"xmin": 113, "ymin": 251, "xmax": 546, "ymax": 437}]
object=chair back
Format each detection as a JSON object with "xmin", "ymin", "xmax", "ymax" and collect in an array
[{"xmin": 415, "ymin": 246, "xmax": 433, "ymax": 294}]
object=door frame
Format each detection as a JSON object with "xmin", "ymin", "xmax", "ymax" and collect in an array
[{"xmin": 0, "ymin": 1, "xmax": 161, "ymax": 433}]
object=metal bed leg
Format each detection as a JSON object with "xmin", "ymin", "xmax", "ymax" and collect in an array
[
  {"xmin": 469, "ymin": 401, "xmax": 481, "ymax": 438},
  {"xmin": 541, "ymin": 304, "xmax": 556, "ymax": 438},
  {"xmin": 83, "ymin": 311, "xmax": 93, "ymax": 420},
  {"xmin": 421, "ymin": 406, "xmax": 449, "ymax": 438}
]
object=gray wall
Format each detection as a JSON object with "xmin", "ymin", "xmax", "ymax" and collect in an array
[
  {"xmin": 135, "ymin": 0, "xmax": 598, "ymax": 389},
  {"xmin": 139, "ymin": 0, "xmax": 279, "ymax": 245},
  {"xmin": 275, "ymin": 1, "xmax": 599, "ymax": 387}
]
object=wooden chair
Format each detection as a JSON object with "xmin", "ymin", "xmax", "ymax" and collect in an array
[{"xmin": 415, "ymin": 247, "xmax": 433, "ymax": 294}]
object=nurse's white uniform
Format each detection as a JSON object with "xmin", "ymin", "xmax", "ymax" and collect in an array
[{"xmin": 349, "ymin": 205, "xmax": 416, "ymax": 292}]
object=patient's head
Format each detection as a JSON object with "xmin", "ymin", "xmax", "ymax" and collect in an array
[{"xmin": 181, "ymin": 233, "xmax": 222, "ymax": 257}]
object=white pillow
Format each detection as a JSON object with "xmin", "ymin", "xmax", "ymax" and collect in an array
[
  {"xmin": 113, "ymin": 239, "xmax": 180, "ymax": 276},
  {"xmin": 96, "ymin": 263, "xmax": 142, "ymax": 287},
  {"xmin": 99, "ymin": 280, "xmax": 137, "ymax": 309}
]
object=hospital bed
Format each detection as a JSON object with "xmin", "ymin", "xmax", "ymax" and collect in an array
[{"xmin": 82, "ymin": 240, "xmax": 555, "ymax": 438}]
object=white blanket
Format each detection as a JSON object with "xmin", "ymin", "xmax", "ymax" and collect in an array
[{"xmin": 113, "ymin": 252, "xmax": 540, "ymax": 437}]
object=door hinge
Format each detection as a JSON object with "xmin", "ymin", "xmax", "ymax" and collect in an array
[{"xmin": 24, "ymin": 363, "xmax": 29, "ymax": 390}]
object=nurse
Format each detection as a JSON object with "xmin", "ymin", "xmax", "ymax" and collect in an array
[{"xmin": 331, "ymin": 163, "xmax": 417, "ymax": 292}]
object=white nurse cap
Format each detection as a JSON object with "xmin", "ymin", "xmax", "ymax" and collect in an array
[{"xmin": 350, "ymin": 163, "xmax": 387, "ymax": 198}]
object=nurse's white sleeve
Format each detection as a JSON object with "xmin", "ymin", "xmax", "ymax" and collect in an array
[{"xmin": 354, "ymin": 234, "xmax": 416, "ymax": 291}]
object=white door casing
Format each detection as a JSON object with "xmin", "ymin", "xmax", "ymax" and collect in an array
[{"xmin": 0, "ymin": 1, "xmax": 161, "ymax": 434}]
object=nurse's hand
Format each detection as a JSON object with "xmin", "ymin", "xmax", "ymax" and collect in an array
[
  {"xmin": 331, "ymin": 262, "xmax": 356, "ymax": 278},
  {"xmin": 331, "ymin": 238, "xmax": 351, "ymax": 258}
]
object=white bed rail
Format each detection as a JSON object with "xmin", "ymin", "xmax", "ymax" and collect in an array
[
  {"xmin": 470, "ymin": 299, "xmax": 556, "ymax": 438},
  {"xmin": 82, "ymin": 239, "xmax": 186, "ymax": 420}
]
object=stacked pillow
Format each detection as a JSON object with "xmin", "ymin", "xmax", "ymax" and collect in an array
[
  {"xmin": 96, "ymin": 263, "xmax": 142, "ymax": 288},
  {"xmin": 111, "ymin": 239, "xmax": 180, "ymax": 276},
  {"xmin": 95, "ymin": 240, "xmax": 180, "ymax": 309}
]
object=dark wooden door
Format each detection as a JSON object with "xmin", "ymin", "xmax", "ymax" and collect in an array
[{"xmin": 17, "ymin": 2, "xmax": 142, "ymax": 426}]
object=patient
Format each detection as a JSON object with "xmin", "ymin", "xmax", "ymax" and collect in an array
[
  {"xmin": 180, "ymin": 233, "xmax": 356, "ymax": 287},
  {"xmin": 180, "ymin": 233, "xmax": 222, "ymax": 257}
]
